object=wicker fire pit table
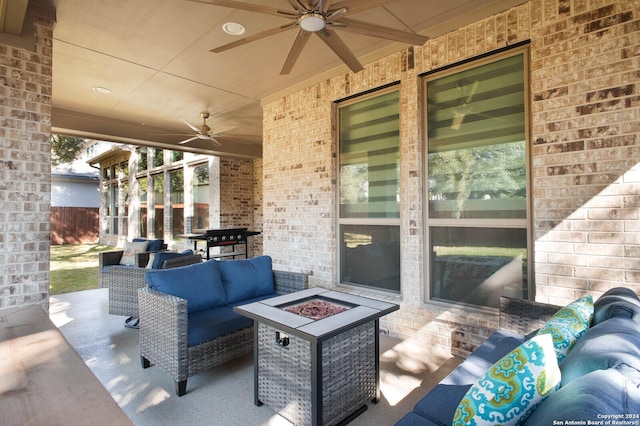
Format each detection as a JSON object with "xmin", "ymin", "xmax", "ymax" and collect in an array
[{"xmin": 234, "ymin": 287, "xmax": 399, "ymax": 426}]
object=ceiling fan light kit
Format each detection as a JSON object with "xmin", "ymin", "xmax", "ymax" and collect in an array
[{"xmin": 298, "ymin": 13, "xmax": 325, "ymax": 32}]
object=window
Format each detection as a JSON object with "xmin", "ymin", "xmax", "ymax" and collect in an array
[
  {"xmin": 338, "ymin": 88, "xmax": 400, "ymax": 293},
  {"xmin": 192, "ymin": 163, "xmax": 209, "ymax": 231},
  {"xmin": 425, "ymin": 48, "xmax": 529, "ymax": 309},
  {"xmin": 138, "ymin": 176, "xmax": 148, "ymax": 238},
  {"xmin": 169, "ymin": 169, "xmax": 184, "ymax": 240},
  {"xmin": 153, "ymin": 149, "xmax": 164, "ymax": 168},
  {"xmin": 153, "ymin": 174, "xmax": 164, "ymax": 238},
  {"xmin": 138, "ymin": 148, "xmax": 147, "ymax": 172}
]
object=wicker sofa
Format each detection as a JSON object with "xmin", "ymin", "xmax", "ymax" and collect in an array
[
  {"xmin": 396, "ymin": 288, "xmax": 640, "ymax": 425},
  {"xmin": 138, "ymin": 255, "xmax": 308, "ymax": 396}
]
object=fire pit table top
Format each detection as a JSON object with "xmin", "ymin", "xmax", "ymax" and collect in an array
[{"xmin": 234, "ymin": 288, "xmax": 399, "ymax": 342}]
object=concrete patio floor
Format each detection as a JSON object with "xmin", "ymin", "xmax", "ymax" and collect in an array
[{"xmin": 50, "ymin": 288, "xmax": 461, "ymax": 425}]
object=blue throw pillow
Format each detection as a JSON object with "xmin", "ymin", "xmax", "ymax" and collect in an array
[
  {"xmin": 151, "ymin": 249, "xmax": 193, "ymax": 269},
  {"xmin": 145, "ymin": 259, "xmax": 226, "ymax": 313},
  {"xmin": 133, "ymin": 238, "xmax": 164, "ymax": 252},
  {"xmin": 218, "ymin": 255, "xmax": 275, "ymax": 304},
  {"xmin": 560, "ymin": 316, "xmax": 640, "ymax": 386},
  {"xmin": 523, "ymin": 367, "xmax": 640, "ymax": 425},
  {"xmin": 593, "ymin": 287, "xmax": 640, "ymax": 325}
]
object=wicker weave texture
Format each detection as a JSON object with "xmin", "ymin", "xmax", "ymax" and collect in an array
[
  {"xmin": 257, "ymin": 321, "xmax": 376, "ymax": 426},
  {"xmin": 138, "ymin": 267, "xmax": 308, "ymax": 395},
  {"xmin": 499, "ymin": 296, "xmax": 561, "ymax": 335}
]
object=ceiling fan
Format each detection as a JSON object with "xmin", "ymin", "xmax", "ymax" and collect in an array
[
  {"xmin": 179, "ymin": 111, "xmax": 222, "ymax": 146},
  {"xmin": 190, "ymin": 0, "xmax": 430, "ymax": 75}
]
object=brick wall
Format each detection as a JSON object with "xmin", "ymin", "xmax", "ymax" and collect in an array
[
  {"xmin": 0, "ymin": 18, "xmax": 54, "ymax": 311},
  {"xmin": 262, "ymin": 0, "xmax": 640, "ymax": 356}
]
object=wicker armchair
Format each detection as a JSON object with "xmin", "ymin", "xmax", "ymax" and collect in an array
[
  {"xmin": 99, "ymin": 247, "xmax": 167, "ymax": 288},
  {"xmin": 138, "ymin": 269, "xmax": 308, "ymax": 396},
  {"xmin": 106, "ymin": 253, "xmax": 202, "ymax": 328}
]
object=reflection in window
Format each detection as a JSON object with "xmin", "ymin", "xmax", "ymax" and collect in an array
[
  {"xmin": 153, "ymin": 174, "xmax": 164, "ymax": 238},
  {"xmin": 338, "ymin": 89, "xmax": 400, "ymax": 293},
  {"xmin": 192, "ymin": 163, "xmax": 209, "ymax": 231},
  {"xmin": 170, "ymin": 169, "xmax": 184, "ymax": 240},
  {"xmin": 341, "ymin": 225, "xmax": 400, "ymax": 292},
  {"xmin": 430, "ymin": 227, "xmax": 527, "ymax": 308},
  {"xmin": 138, "ymin": 177, "xmax": 148, "ymax": 238},
  {"xmin": 425, "ymin": 49, "xmax": 529, "ymax": 308}
]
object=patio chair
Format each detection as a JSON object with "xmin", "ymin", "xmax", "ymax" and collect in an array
[{"xmin": 105, "ymin": 252, "xmax": 202, "ymax": 328}]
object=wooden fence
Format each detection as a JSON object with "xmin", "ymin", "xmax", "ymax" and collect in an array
[{"xmin": 51, "ymin": 207, "xmax": 99, "ymax": 245}]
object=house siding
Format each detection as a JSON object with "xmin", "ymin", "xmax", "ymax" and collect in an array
[{"xmin": 262, "ymin": 0, "xmax": 640, "ymax": 356}]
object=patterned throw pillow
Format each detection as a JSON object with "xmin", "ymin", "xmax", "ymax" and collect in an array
[
  {"xmin": 536, "ymin": 295, "xmax": 594, "ymax": 363},
  {"xmin": 119, "ymin": 241, "xmax": 148, "ymax": 266},
  {"xmin": 453, "ymin": 333, "xmax": 561, "ymax": 426}
]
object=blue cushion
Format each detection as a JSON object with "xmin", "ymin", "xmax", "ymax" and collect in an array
[
  {"xmin": 187, "ymin": 306, "xmax": 253, "ymax": 346},
  {"xmin": 442, "ymin": 331, "xmax": 525, "ymax": 386},
  {"xmin": 145, "ymin": 259, "xmax": 226, "ymax": 313},
  {"xmin": 560, "ymin": 316, "xmax": 640, "ymax": 386},
  {"xmin": 409, "ymin": 331, "xmax": 524, "ymax": 426},
  {"xmin": 133, "ymin": 238, "xmax": 164, "ymax": 252},
  {"xmin": 151, "ymin": 249, "xmax": 193, "ymax": 269},
  {"xmin": 395, "ymin": 411, "xmax": 443, "ymax": 426},
  {"xmin": 228, "ymin": 292, "xmax": 278, "ymax": 307},
  {"xmin": 218, "ymin": 255, "xmax": 275, "ymax": 304},
  {"xmin": 593, "ymin": 287, "xmax": 640, "ymax": 325},
  {"xmin": 523, "ymin": 367, "xmax": 640, "ymax": 425}
]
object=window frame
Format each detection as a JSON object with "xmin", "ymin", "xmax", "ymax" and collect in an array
[{"xmin": 422, "ymin": 44, "xmax": 533, "ymax": 310}]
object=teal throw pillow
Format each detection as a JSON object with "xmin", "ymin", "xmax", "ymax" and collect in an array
[
  {"xmin": 536, "ymin": 295, "xmax": 593, "ymax": 363},
  {"xmin": 218, "ymin": 255, "xmax": 275, "ymax": 304},
  {"xmin": 453, "ymin": 333, "xmax": 561, "ymax": 426},
  {"xmin": 144, "ymin": 259, "xmax": 226, "ymax": 313}
]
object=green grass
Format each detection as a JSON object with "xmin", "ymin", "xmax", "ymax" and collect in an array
[{"xmin": 50, "ymin": 243, "xmax": 115, "ymax": 295}]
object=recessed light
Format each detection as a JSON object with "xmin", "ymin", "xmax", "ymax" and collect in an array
[
  {"xmin": 222, "ymin": 22, "xmax": 245, "ymax": 35},
  {"xmin": 92, "ymin": 86, "xmax": 111, "ymax": 94}
]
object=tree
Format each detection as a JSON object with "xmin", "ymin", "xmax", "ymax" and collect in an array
[{"xmin": 51, "ymin": 134, "xmax": 85, "ymax": 166}]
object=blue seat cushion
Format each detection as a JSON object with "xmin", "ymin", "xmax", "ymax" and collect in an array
[
  {"xmin": 218, "ymin": 255, "xmax": 275, "ymax": 304},
  {"xmin": 151, "ymin": 249, "xmax": 193, "ymax": 269},
  {"xmin": 395, "ymin": 411, "xmax": 443, "ymax": 426},
  {"xmin": 228, "ymin": 292, "xmax": 278, "ymax": 307},
  {"xmin": 188, "ymin": 306, "xmax": 253, "ymax": 347},
  {"xmin": 145, "ymin": 259, "xmax": 226, "ymax": 313}
]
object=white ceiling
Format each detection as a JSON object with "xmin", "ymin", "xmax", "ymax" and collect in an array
[{"xmin": 21, "ymin": 0, "xmax": 526, "ymax": 158}]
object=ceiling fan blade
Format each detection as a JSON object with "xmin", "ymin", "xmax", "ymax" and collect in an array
[
  {"xmin": 315, "ymin": 29, "xmax": 363, "ymax": 73},
  {"xmin": 211, "ymin": 23, "xmax": 297, "ymax": 53},
  {"xmin": 334, "ymin": 17, "xmax": 429, "ymax": 46},
  {"xmin": 188, "ymin": 0, "xmax": 295, "ymax": 18},
  {"xmin": 281, "ymin": 29, "xmax": 312, "ymax": 75},
  {"xmin": 287, "ymin": 0, "xmax": 311, "ymax": 11},
  {"xmin": 208, "ymin": 137, "xmax": 223, "ymax": 147},
  {"xmin": 180, "ymin": 118, "xmax": 202, "ymax": 133},
  {"xmin": 328, "ymin": 0, "xmax": 396, "ymax": 17},
  {"xmin": 178, "ymin": 136, "xmax": 201, "ymax": 145}
]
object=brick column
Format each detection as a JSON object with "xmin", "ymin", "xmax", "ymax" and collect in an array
[{"xmin": 0, "ymin": 18, "xmax": 54, "ymax": 311}]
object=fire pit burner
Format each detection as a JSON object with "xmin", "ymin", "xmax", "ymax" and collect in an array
[{"xmin": 282, "ymin": 298, "xmax": 350, "ymax": 320}]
